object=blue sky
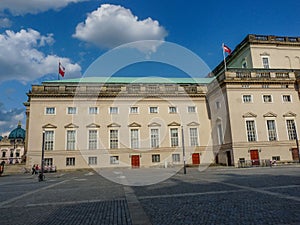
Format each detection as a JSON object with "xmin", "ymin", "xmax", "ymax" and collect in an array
[{"xmin": 0, "ymin": 0, "xmax": 299, "ymax": 135}]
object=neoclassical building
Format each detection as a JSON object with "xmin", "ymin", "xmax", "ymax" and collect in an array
[
  {"xmin": 24, "ymin": 34, "xmax": 300, "ymax": 170},
  {"xmin": 0, "ymin": 122, "xmax": 26, "ymax": 164}
]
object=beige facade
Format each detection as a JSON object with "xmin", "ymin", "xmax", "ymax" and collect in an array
[{"xmin": 25, "ymin": 34, "xmax": 300, "ymax": 170}]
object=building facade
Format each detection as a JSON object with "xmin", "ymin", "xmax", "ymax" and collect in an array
[
  {"xmin": 25, "ymin": 34, "xmax": 300, "ymax": 170},
  {"xmin": 0, "ymin": 122, "xmax": 26, "ymax": 164}
]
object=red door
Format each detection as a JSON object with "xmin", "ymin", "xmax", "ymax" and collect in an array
[
  {"xmin": 291, "ymin": 148, "xmax": 299, "ymax": 161},
  {"xmin": 192, "ymin": 153, "xmax": 200, "ymax": 165},
  {"xmin": 131, "ymin": 155, "xmax": 140, "ymax": 168},
  {"xmin": 250, "ymin": 150, "xmax": 260, "ymax": 166}
]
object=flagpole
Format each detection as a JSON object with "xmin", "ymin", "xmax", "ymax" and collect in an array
[
  {"xmin": 58, "ymin": 61, "xmax": 60, "ymax": 80},
  {"xmin": 222, "ymin": 43, "xmax": 227, "ymax": 72}
]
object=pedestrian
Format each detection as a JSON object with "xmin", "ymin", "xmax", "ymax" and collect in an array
[
  {"xmin": 32, "ymin": 164, "xmax": 36, "ymax": 175},
  {"xmin": 35, "ymin": 164, "xmax": 39, "ymax": 174}
]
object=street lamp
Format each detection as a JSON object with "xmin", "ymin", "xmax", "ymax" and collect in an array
[
  {"xmin": 181, "ymin": 126, "xmax": 186, "ymax": 174},
  {"xmin": 39, "ymin": 130, "xmax": 45, "ymax": 182}
]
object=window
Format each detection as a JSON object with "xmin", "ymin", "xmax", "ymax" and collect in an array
[
  {"xmin": 217, "ymin": 123, "xmax": 223, "ymax": 145},
  {"xmin": 110, "ymin": 156, "xmax": 119, "ymax": 164},
  {"xmin": 172, "ymin": 154, "xmax": 180, "ymax": 163},
  {"xmin": 110, "ymin": 107, "xmax": 118, "ymax": 114},
  {"xmin": 10, "ymin": 150, "xmax": 13, "ymax": 157},
  {"xmin": 130, "ymin": 129, "xmax": 139, "ymax": 149},
  {"xmin": 246, "ymin": 120, "xmax": 256, "ymax": 142},
  {"xmin": 66, "ymin": 157, "xmax": 75, "ymax": 166},
  {"xmin": 262, "ymin": 84, "xmax": 269, "ymax": 89},
  {"xmin": 242, "ymin": 60, "xmax": 247, "ymax": 68},
  {"xmin": 170, "ymin": 128, "xmax": 179, "ymax": 147},
  {"xmin": 88, "ymin": 157, "xmax": 97, "ymax": 165},
  {"xmin": 45, "ymin": 131, "xmax": 54, "ymax": 151},
  {"xmin": 149, "ymin": 107, "xmax": 158, "ymax": 114},
  {"xmin": 67, "ymin": 107, "xmax": 77, "ymax": 114},
  {"xmin": 188, "ymin": 106, "xmax": 196, "ymax": 113},
  {"xmin": 150, "ymin": 129, "xmax": 159, "ymax": 148},
  {"xmin": 45, "ymin": 107, "xmax": 55, "ymax": 115},
  {"xmin": 89, "ymin": 107, "xmax": 98, "ymax": 114},
  {"xmin": 130, "ymin": 107, "xmax": 139, "ymax": 114},
  {"xmin": 44, "ymin": 158, "xmax": 53, "ymax": 166},
  {"xmin": 189, "ymin": 128, "xmax": 199, "ymax": 146},
  {"xmin": 66, "ymin": 130, "xmax": 76, "ymax": 150},
  {"xmin": 262, "ymin": 57, "xmax": 270, "ymax": 68},
  {"xmin": 152, "ymin": 154, "xmax": 160, "ymax": 163},
  {"xmin": 267, "ymin": 120, "xmax": 277, "ymax": 141},
  {"xmin": 283, "ymin": 95, "xmax": 291, "ymax": 102},
  {"xmin": 243, "ymin": 95, "xmax": 252, "ymax": 103},
  {"xmin": 88, "ymin": 130, "xmax": 98, "ymax": 150},
  {"xmin": 263, "ymin": 95, "xmax": 272, "ymax": 103},
  {"xmin": 272, "ymin": 156, "xmax": 280, "ymax": 161},
  {"xmin": 110, "ymin": 130, "xmax": 118, "ymax": 149},
  {"xmin": 2, "ymin": 151, "xmax": 6, "ymax": 158},
  {"xmin": 16, "ymin": 151, "xmax": 20, "ymax": 157},
  {"xmin": 286, "ymin": 120, "xmax": 297, "ymax": 140},
  {"xmin": 169, "ymin": 107, "xmax": 177, "ymax": 113}
]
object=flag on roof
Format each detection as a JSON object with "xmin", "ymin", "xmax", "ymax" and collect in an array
[
  {"xmin": 58, "ymin": 62, "xmax": 65, "ymax": 77},
  {"xmin": 223, "ymin": 44, "xmax": 232, "ymax": 54}
]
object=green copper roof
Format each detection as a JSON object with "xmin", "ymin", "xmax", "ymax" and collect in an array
[
  {"xmin": 44, "ymin": 76, "xmax": 215, "ymax": 84},
  {"xmin": 8, "ymin": 122, "xmax": 25, "ymax": 140}
]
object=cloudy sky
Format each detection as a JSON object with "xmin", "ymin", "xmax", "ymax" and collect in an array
[{"xmin": 0, "ymin": 0, "xmax": 299, "ymax": 135}]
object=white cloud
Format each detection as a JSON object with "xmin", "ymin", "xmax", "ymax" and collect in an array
[
  {"xmin": 0, "ymin": 102, "xmax": 24, "ymax": 136},
  {"xmin": 0, "ymin": 0, "xmax": 87, "ymax": 15},
  {"xmin": 0, "ymin": 29, "xmax": 81, "ymax": 83},
  {"xmin": 0, "ymin": 18, "xmax": 12, "ymax": 28},
  {"xmin": 73, "ymin": 4, "xmax": 168, "ymax": 49}
]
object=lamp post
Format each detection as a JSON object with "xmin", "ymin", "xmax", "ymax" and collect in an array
[
  {"xmin": 181, "ymin": 126, "xmax": 186, "ymax": 174},
  {"xmin": 39, "ymin": 130, "xmax": 45, "ymax": 182}
]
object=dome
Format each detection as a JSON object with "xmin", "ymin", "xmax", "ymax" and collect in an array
[
  {"xmin": 8, "ymin": 122, "xmax": 25, "ymax": 140},
  {"xmin": 0, "ymin": 136, "xmax": 3, "ymax": 141}
]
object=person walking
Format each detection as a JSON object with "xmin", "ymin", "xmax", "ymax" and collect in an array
[{"xmin": 32, "ymin": 164, "xmax": 36, "ymax": 175}]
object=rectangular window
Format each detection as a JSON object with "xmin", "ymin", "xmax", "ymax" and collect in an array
[
  {"xmin": 45, "ymin": 131, "xmax": 54, "ymax": 151},
  {"xmin": 189, "ymin": 128, "xmax": 199, "ymax": 147},
  {"xmin": 149, "ymin": 107, "xmax": 158, "ymax": 114},
  {"xmin": 243, "ymin": 95, "xmax": 252, "ymax": 103},
  {"xmin": 262, "ymin": 57, "xmax": 270, "ymax": 69},
  {"xmin": 110, "ymin": 107, "xmax": 118, "ymax": 114},
  {"xmin": 130, "ymin": 107, "xmax": 139, "ymax": 114},
  {"xmin": 89, "ymin": 107, "xmax": 98, "ymax": 114},
  {"xmin": 272, "ymin": 156, "xmax": 280, "ymax": 161},
  {"xmin": 282, "ymin": 95, "xmax": 291, "ymax": 102},
  {"xmin": 66, "ymin": 130, "xmax": 76, "ymax": 150},
  {"xmin": 152, "ymin": 154, "xmax": 160, "ymax": 163},
  {"xmin": 263, "ymin": 95, "xmax": 272, "ymax": 103},
  {"xmin": 67, "ymin": 107, "xmax": 77, "ymax": 114},
  {"xmin": 172, "ymin": 154, "xmax": 180, "ymax": 163},
  {"xmin": 110, "ymin": 156, "xmax": 119, "ymax": 164},
  {"xmin": 110, "ymin": 130, "xmax": 118, "ymax": 149},
  {"xmin": 169, "ymin": 106, "xmax": 177, "ymax": 113},
  {"xmin": 44, "ymin": 158, "xmax": 53, "ymax": 166},
  {"xmin": 286, "ymin": 120, "xmax": 297, "ymax": 140},
  {"xmin": 150, "ymin": 129, "xmax": 159, "ymax": 148},
  {"xmin": 217, "ymin": 123, "xmax": 223, "ymax": 145},
  {"xmin": 267, "ymin": 120, "xmax": 277, "ymax": 141},
  {"xmin": 66, "ymin": 157, "xmax": 75, "ymax": 166},
  {"xmin": 188, "ymin": 106, "xmax": 196, "ymax": 113},
  {"xmin": 88, "ymin": 157, "xmax": 97, "ymax": 165},
  {"xmin": 88, "ymin": 130, "xmax": 98, "ymax": 150},
  {"xmin": 246, "ymin": 120, "xmax": 256, "ymax": 142},
  {"xmin": 130, "ymin": 129, "xmax": 139, "ymax": 149},
  {"xmin": 170, "ymin": 128, "xmax": 179, "ymax": 147},
  {"xmin": 45, "ymin": 107, "xmax": 55, "ymax": 115}
]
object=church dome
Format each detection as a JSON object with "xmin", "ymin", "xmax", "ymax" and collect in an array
[{"xmin": 8, "ymin": 122, "xmax": 25, "ymax": 140}]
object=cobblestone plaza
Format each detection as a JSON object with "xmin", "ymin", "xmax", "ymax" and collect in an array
[{"xmin": 1, "ymin": 166, "xmax": 300, "ymax": 225}]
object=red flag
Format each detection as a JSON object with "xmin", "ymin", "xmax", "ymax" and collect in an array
[
  {"xmin": 223, "ymin": 44, "xmax": 232, "ymax": 54},
  {"xmin": 58, "ymin": 62, "xmax": 65, "ymax": 77}
]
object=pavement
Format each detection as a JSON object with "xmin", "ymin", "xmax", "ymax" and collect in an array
[{"xmin": 0, "ymin": 165, "xmax": 300, "ymax": 225}]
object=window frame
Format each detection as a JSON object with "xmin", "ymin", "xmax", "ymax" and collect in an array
[
  {"xmin": 89, "ymin": 107, "xmax": 98, "ymax": 114},
  {"xmin": 170, "ymin": 128, "xmax": 179, "ymax": 147},
  {"xmin": 149, "ymin": 107, "xmax": 158, "ymax": 114},
  {"xmin": 150, "ymin": 128, "xmax": 160, "ymax": 148},
  {"xmin": 189, "ymin": 127, "xmax": 199, "ymax": 147},
  {"xmin": 245, "ymin": 120, "xmax": 257, "ymax": 142},
  {"xmin": 67, "ymin": 107, "xmax": 77, "ymax": 115},
  {"xmin": 66, "ymin": 157, "xmax": 75, "ymax": 166},
  {"xmin": 45, "ymin": 107, "xmax": 56, "ymax": 115},
  {"xmin": 88, "ymin": 129, "xmax": 98, "ymax": 150},
  {"xmin": 66, "ymin": 130, "xmax": 76, "ymax": 151},
  {"xmin": 109, "ymin": 107, "xmax": 119, "ymax": 114},
  {"xmin": 242, "ymin": 94, "xmax": 253, "ymax": 103},
  {"xmin": 152, "ymin": 154, "xmax": 161, "ymax": 163},
  {"xmin": 44, "ymin": 130, "xmax": 54, "ymax": 151},
  {"xmin": 109, "ymin": 129, "xmax": 119, "ymax": 149},
  {"xmin": 130, "ymin": 129, "xmax": 139, "ymax": 149},
  {"xmin": 263, "ymin": 94, "xmax": 272, "ymax": 103},
  {"xmin": 266, "ymin": 120, "xmax": 277, "ymax": 141}
]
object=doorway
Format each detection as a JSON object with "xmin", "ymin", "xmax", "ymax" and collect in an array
[
  {"xmin": 250, "ymin": 149, "xmax": 260, "ymax": 166},
  {"xmin": 131, "ymin": 155, "xmax": 140, "ymax": 168},
  {"xmin": 192, "ymin": 153, "xmax": 200, "ymax": 165}
]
